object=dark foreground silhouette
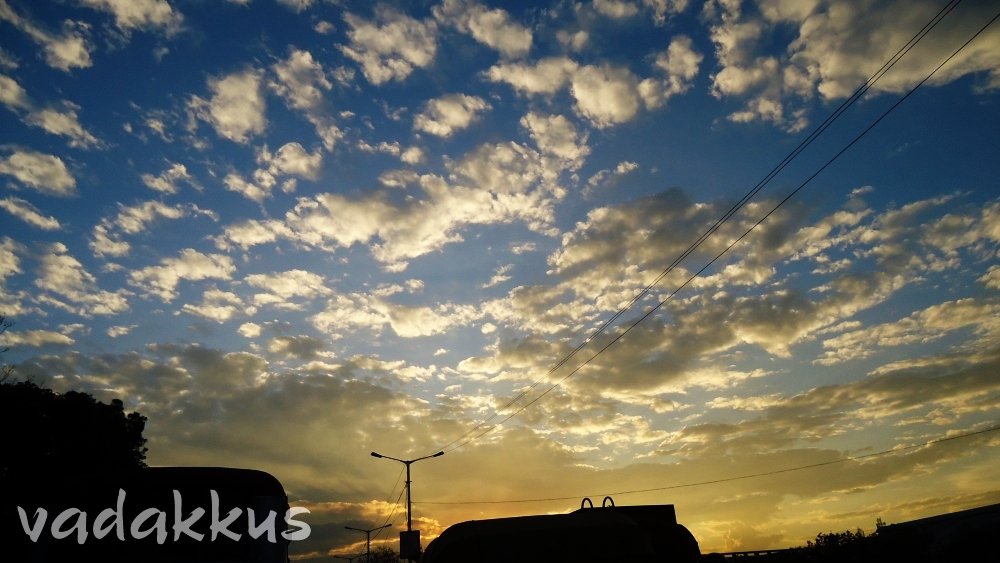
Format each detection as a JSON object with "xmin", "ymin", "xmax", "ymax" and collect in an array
[
  {"xmin": 1, "ymin": 466, "xmax": 293, "ymax": 563},
  {"xmin": 422, "ymin": 497, "xmax": 700, "ymax": 563}
]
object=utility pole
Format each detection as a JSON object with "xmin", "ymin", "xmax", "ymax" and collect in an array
[
  {"xmin": 345, "ymin": 523, "xmax": 392, "ymax": 562},
  {"xmin": 370, "ymin": 450, "xmax": 444, "ymax": 560}
]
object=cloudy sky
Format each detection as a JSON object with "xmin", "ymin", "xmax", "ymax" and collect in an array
[{"xmin": 2, "ymin": 0, "xmax": 999, "ymax": 557}]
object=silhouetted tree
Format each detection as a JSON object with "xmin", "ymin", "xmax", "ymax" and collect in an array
[
  {"xmin": 0, "ymin": 379, "xmax": 147, "ymax": 489},
  {"xmin": 367, "ymin": 545, "xmax": 399, "ymax": 562},
  {"xmin": 0, "ymin": 314, "xmax": 13, "ymax": 383}
]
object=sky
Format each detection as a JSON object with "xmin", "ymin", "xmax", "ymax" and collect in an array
[{"xmin": 1, "ymin": 0, "xmax": 999, "ymax": 558}]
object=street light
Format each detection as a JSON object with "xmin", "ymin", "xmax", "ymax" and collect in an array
[
  {"xmin": 331, "ymin": 554, "xmax": 364, "ymax": 562},
  {"xmin": 369, "ymin": 451, "xmax": 444, "ymax": 532},
  {"xmin": 344, "ymin": 523, "xmax": 392, "ymax": 562}
]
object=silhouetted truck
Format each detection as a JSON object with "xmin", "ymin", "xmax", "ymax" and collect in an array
[
  {"xmin": 421, "ymin": 498, "xmax": 700, "ymax": 563},
  {"xmin": 3, "ymin": 466, "xmax": 295, "ymax": 563}
]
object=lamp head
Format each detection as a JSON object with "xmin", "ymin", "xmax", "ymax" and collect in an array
[
  {"xmin": 432, "ymin": 451, "xmax": 444, "ymax": 457},
  {"xmin": 370, "ymin": 452, "xmax": 383, "ymax": 458}
]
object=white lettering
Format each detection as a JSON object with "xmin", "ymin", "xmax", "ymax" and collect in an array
[
  {"xmin": 282, "ymin": 507, "xmax": 311, "ymax": 541},
  {"xmin": 16, "ymin": 506, "xmax": 48, "ymax": 542}
]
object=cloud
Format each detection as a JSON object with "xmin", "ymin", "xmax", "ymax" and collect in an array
[
  {"xmin": 464, "ymin": 190, "xmax": 999, "ymax": 399},
  {"xmin": 181, "ymin": 288, "xmax": 250, "ymax": 323},
  {"xmin": 594, "ymin": 0, "xmax": 640, "ymax": 19},
  {"xmin": 223, "ymin": 142, "xmax": 323, "ymax": 202},
  {"xmin": 0, "ymin": 74, "xmax": 101, "ymax": 148},
  {"xmin": 487, "ymin": 54, "xmax": 693, "ymax": 127},
  {"xmin": 276, "ymin": 0, "xmax": 314, "ymax": 13},
  {"xmin": 270, "ymin": 48, "xmax": 343, "ymax": 149},
  {"xmin": 570, "ymin": 64, "xmax": 644, "ymax": 127},
  {"xmin": 0, "ymin": 328, "xmax": 74, "ymax": 347},
  {"xmin": 432, "ymin": 0, "xmax": 532, "ymax": 58},
  {"xmin": 340, "ymin": 7, "xmax": 438, "ymax": 85},
  {"xmin": 0, "ymin": 0, "xmax": 93, "ymax": 71},
  {"xmin": 266, "ymin": 335, "xmax": 327, "ymax": 361},
  {"xmin": 141, "ymin": 163, "xmax": 196, "ymax": 194},
  {"xmin": 190, "ymin": 68, "xmax": 267, "ymax": 143},
  {"xmin": 818, "ymin": 298, "xmax": 1000, "ymax": 365},
  {"xmin": 90, "ymin": 201, "xmax": 217, "ymax": 258},
  {"xmin": 265, "ymin": 138, "xmax": 569, "ymax": 269},
  {"xmin": 34, "ymin": 242, "xmax": 130, "ymax": 316},
  {"xmin": 244, "ymin": 269, "xmax": 332, "ymax": 309},
  {"xmin": 485, "ymin": 56, "xmax": 578, "ymax": 95},
  {"xmin": 413, "ymin": 93, "xmax": 491, "ymax": 137},
  {"xmin": 706, "ymin": 0, "xmax": 1000, "ymax": 129},
  {"xmin": 311, "ymin": 291, "xmax": 480, "ymax": 338},
  {"xmin": 0, "ymin": 150, "xmax": 76, "ymax": 197},
  {"xmin": 238, "ymin": 322, "xmax": 262, "ymax": 338},
  {"xmin": 640, "ymin": 35, "xmax": 703, "ymax": 108},
  {"xmin": 79, "ymin": 0, "xmax": 183, "ymax": 35},
  {"xmin": 128, "ymin": 248, "xmax": 236, "ymax": 301},
  {"xmin": 0, "ymin": 196, "xmax": 61, "ymax": 230},
  {"xmin": 520, "ymin": 112, "xmax": 589, "ymax": 166}
]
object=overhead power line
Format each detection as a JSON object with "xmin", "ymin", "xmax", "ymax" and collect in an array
[
  {"xmin": 416, "ymin": 424, "xmax": 1000, "ymax": 506},
  {"xmin": 433, "ymin": 0, "xmax": 996, "ymax": 455}
]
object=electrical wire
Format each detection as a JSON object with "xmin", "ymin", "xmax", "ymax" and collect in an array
[
  {"xmin": 415, "ymin": 424, "xmax": 1000, "ymax": 505},
  {"xmin": 440, "ymin": 3, "xmax": 1000, "ymax": 452},
  {"xmin": 432, "ymin": 0, "xmax": 968, "ymax": 456}
]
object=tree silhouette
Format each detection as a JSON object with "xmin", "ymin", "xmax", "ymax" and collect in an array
[
  {"xmin": 0, "ymin": 314, "xmax": 13, "ymax": 383},
  {"xmin": 0, "ymin": 379, "xmax": 148, "ymax": 488}
]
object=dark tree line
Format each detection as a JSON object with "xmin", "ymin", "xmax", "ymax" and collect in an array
[
  {"xmin": 0, "ymin": 379, "xmax": 148, "ymax": 488},
  {"xmin": 0, "ymin": 314, "xmax": 147, "ymax": 489}
]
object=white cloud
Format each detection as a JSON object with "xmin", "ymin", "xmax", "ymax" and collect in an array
[
  {"xmin": 486, "ymin": 57, "xmax": 578, "ymax": 95},
  {"xmin": 0, "ymin": 196, "xmax": 61, "ymax": 230},
  {"xmin": 594, "ymin": 0, "xmax": 639, "ymax": 19},
  {"xmin": 79, "ymin": 0, "xmax": 183, "ymax": 34},
  {"xmin": 643, "ymin": 0, "xmax": 688, "ymax": 25},
  {"xmin": 181, "ymin": 288, "xmax": 250, "ymax": 322},
  {"xmin": 0, "ymin": 0, "xmax": 93, "ymax": 71},
  {"xmin": 400, "ymin": 146, "xmax": 425, "ymax": 164},
  {"xmin": 90, "ymin": 201, "xmax": 216, "ymax": 258},
  {"xmin": 214, "ymin": 219, "xmax": 294, "ymax": 251},
  {"xmin": 276, "ymin": 0, "xmax": 314, "ymax": 13},
  {"xmin": 34, "ymin": 242, "xmax": 130, "ymax": 316},
  {"xmin": 311, "ymin": 292, "xmax": 479, "ymax": 338},
  {"xmin": 129, "ymin": 248, "xmax": 236, "ymax": 301},
  {"xmin": 706, "ymin": 0, "xmax": 1000, "ymax": 130},
  {"xmin": 340, "ymin": 7, "xmax": 438, "ymax": 85},
  {"xmin": 414, "ymin": 93, "xmax": 491, "ymax": 137},
  {"xmin": 0, "ymin": 73, "xmax": 30, "ymax": 110},
  {"xmin": 271, "ymin": 48, "xmax": 331, "ymax": 112},
  {"xmin": 640, "ymin": 35, "xmax": 703, "ymax": 108},
  {"xmin": 107, "ymin": 324, "xmax": 136, "ymax": 338},
  {"xmin": 224, "ymin": 142, "xmax": 322, "ymax": 202},
  {"xmin": 0, "ymin": 74, "xmax": 100, "ymax": 148},
  {"xmin": 570, "ymin": 64, "xmax": 643, "ymax": 127},
  {"xmin": 0, "ymin": 329, "xmax": 73, "ymax": 347},
  {"xmin": 245, "ymin": 269, "xmax": 332, "ymax": 309},
  {"xmin": 190, "ymin": 69, "xmax": 267, "ymax": 143},
  {"xmin": 141, "ymin": 162, "xmax": 196, "ymax": 194},
  {"xmin": 520, "ymin": 112, "xmax": 589, "ymax": 165},
  {"xmin": 433, "ymin": 0, "xmax": 532, "ymax": 58},
  {"xmin": 0, "ymin": 150, "xmax": 76, "ymax": 197},
  {"xmin": 818, "ymin": 298, "xmax": 1000, "ymax": 365},
  {"xmin": 238, "ymin": 322, "xmax": 262, "ymax": 338}
]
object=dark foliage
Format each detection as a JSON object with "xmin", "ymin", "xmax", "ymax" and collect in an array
[{"xmin": 0, "ymin": 379, "xmax": 147, "ymax": 489}]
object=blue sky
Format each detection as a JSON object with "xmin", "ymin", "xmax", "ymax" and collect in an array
[{"xmin": 2, "ymin": 0, "xmax": 999, "ymax": 557}]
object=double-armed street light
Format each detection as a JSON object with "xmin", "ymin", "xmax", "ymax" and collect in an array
[
  {"xmin": 344, "ymin": 523, "xmax": 392, "ymax": 563},
  {"xmin": 370, "ymin": 450, "xmax": 444, "ymax": 560},
  {"xmin": 369, "ymin": 450, "xmax": 444, "ymax": 532}
]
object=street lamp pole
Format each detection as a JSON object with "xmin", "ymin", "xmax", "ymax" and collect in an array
[
  {"xmin": 370, "ymin": 451, "xmax": 444, "ymax": 532},
  {"xmin": 344, "ymin": 523, "xmax": 392, "ymax": 562}
]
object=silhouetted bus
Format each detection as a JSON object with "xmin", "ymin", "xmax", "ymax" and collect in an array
[
  {"xmin": 421, "ymin": 498, "xmax": 700, "ymax": 563},
  {"xmin": 2, "ymin": 466, "xmax": 293, "ymax": 563}
]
